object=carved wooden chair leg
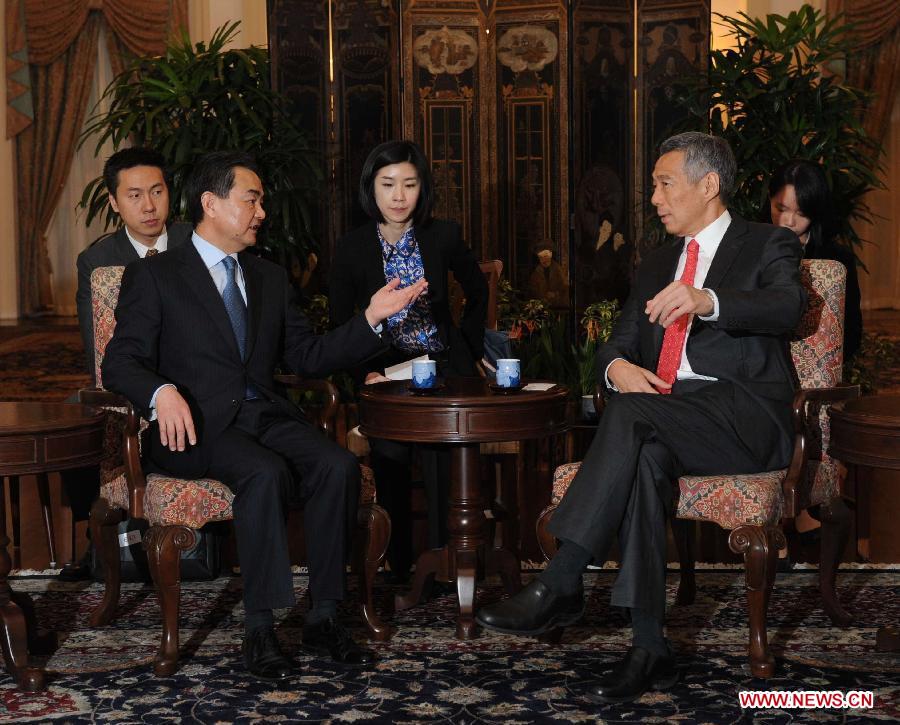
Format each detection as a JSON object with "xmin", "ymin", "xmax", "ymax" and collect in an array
[
  {"xmin": 818, "ymin": 496, "xmax": 852, "ymax": 626},
  {"xmin": 729, "ymin": 524, "xmax": 784, "ymax": 679},
  {"xmin": 355, "ymin": 503, "xmax": 393, "ymax": 641},
  {"xmin": 672, "ymin": 517, "xmax": 696, "ymax": 605},
  {"xmin": 88, "ymin": 497, "xmax": 126, "ymax": 627},
  {"xmin": 145, "ymin": 525, "xmax": 197, "ymax": 676},
  {"xmin": 535, "ymin": 505, "xmax": 559, "ymax": 561}
]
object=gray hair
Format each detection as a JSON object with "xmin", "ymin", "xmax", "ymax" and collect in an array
[{"xmin": 659, "ymin": 132, "xmax": 736, "ymax": 204}]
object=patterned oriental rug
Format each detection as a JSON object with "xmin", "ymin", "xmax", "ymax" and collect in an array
[{"xmin": 4, "ymin": 571, "xmax": 899, "ymax": 723}]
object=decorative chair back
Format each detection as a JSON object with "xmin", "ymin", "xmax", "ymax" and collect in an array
[
  {"xmin": 90, "ymin": 266, "xmax": 126, "ymax": 390},
  {"xmin": 790, "ymin": 259, "xmax": 846, "ymax": 389},
  {"xmin": 449, "ymin": 259, "xmax": 503, "ymax": 331}
]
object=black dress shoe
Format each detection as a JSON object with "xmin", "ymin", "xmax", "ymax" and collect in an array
[
  {"xmin": 242, "ymin": 626, "xmax": 296, "ymax": 682},
  {"xmin": 302, "ymin": 618, "xmax": 377, "ymax": 666},
  {"xmin": 588, "ymin": 646, "xmax": 679, "ymax": 704},
  {"xmin": 475, "ymin": 579, "xmax": 585, "ymax": 635}
]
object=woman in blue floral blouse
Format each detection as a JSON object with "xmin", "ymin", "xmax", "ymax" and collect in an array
[{"xmin": 330, "ymin": 140, "xmax": 488, "ymax": 583}]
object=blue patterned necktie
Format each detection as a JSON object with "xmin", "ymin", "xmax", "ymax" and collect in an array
[{"xmin": 220, "ymin": 256, "xmax": 247, "ymax": 359}]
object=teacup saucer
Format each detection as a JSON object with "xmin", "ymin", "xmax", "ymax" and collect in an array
[
  {"xmin": 488, "ymin": 382, "xmax": 524, "ymax": 394},
  {"xmin": 407, "ymin": 383, "xmax": 446, "ymax": 395}
]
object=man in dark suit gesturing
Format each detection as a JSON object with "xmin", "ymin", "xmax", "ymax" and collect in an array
[
  {"xmin": 477, "ymin": 133, "xmax": 806, "ymax": 702},
  {"xmin": 75, "ymin": 147, "xmax": 192, "ymax": 382},
  {"xmin": 102, "ymin": 151, "xmax": 427, "ymax": 680}
]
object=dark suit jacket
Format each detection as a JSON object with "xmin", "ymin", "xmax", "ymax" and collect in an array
[
  {"xmin": 597, "ymin": 214, "xmax": 806, "ymax": 469},
  {"xmin": 76, "ymin": 221, "xmax": 192, "ymax": 381},
  {"xmin": 101, "ymin": 240, "xmax": 387, "ymax": 479},
  {"xmin": 329, "ymin": 219, "xmax": 488, "ymax": 382}
]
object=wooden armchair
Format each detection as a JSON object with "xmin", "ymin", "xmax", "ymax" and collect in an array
[
  {"xmin": 536, "ymin": 259, "xmax": 858, "ymax": 678},
  {"xmin": 81, "ymin": 265, "xmax": 392, "ymax": 677}
]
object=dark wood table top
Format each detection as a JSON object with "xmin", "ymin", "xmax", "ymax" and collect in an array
[
  {"xmin": 358, "ymin": 378, "xmax": 569, "ymax": 444},
  {"xmin": 829, "ymin": 394, "xmax": 900, "ymax": 470},
  {"xmin": 0, "ymin": 401, "xmax": 106, "ymax": 476}
]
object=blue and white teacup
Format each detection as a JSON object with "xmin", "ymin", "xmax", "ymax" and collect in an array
[
  {"xmin": 496, "ymin": 358, "xmax": 521, "ymax": 388},
  {"xmin": 411, "ymin": 359, "xmax": 437, "ymax": 389}
]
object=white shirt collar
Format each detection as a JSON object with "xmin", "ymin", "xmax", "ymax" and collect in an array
[
  {"xmin": 125, "ymin": 224, "xmax": 168, "ymax": 258},
  {"xmin": 192, "ymin": 231, "xmax": 238, "ymax": 270},
  {"xmin": 689, "ymin": 209, "xmax": 731, "ymax": 251}
]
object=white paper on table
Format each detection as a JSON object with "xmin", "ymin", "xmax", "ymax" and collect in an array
[
  {"xmin": 522, "ymin": 382, "xmax": 557, "ymax": 392},
  {"xmin": 385, "ymin": 354, "xmax": 430, "ymax": 381}
]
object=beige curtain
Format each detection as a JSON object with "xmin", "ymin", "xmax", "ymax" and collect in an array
[
  {"xmin": 827, "ymin": 0, "xmax": 900, "ymax": 144},
  {"xmin": 6, "ymin": 0, "xmax": 187, "ymax": 315}
]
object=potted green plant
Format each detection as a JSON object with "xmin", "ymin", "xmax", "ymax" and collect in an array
[
  {"xmin": 676, "ymin": 5, "xmax": 882, "ymax": 253},
  {"xmin": 575, "ymin": 301, "xmax": 620, "ymax": 419},
  {"xmin": 78, "ymin": 21, "xmax": 321, "ymax": 270}
]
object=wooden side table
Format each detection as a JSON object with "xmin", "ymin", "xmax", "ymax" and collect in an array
[
  {"xmin": 0, "ymin": 402, "xmax": 105, "ymax": 690},
  {"xmin": 359, "ymin": 378, "xmax": 568, "ymax": 638},
  {"xmin": 829, "ymin": 394, "xmax": 900, "ymax": 653}
]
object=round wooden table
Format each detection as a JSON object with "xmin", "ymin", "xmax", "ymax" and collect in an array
[
  {"xmin": 358, "ymin": 378, "xmax": 568, "ymax": 638},
  {"xmin": 829, "ymin": 394, "xmax": 900, "ymax": 653},
  {"xmin": 0, "ymin": 402, "xmax": 106, "ymax": 690}
]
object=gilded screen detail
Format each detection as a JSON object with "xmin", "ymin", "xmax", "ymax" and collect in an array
[
  {"xmin": 413, "ymin": 26, "xmax": 478, "ymax": 75},
  {"xmin": 496, "ymin": 25, "xmax": 559, "ymax": 73}
]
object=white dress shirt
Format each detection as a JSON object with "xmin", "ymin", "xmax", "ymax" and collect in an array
[
  {"xmin": 125, "ymin": 225, "xmax": 168, "ymax": 258},
  {"xmin": 605, "ymin": 209, "xmax": 732, "ymax": 388}
]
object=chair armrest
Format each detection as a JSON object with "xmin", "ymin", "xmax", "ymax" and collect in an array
[
  {"xmin": 274, "ymin": 375, "xmax": 340, "ymax": 436},
  {"xmin": 77, "ymin": 387, "xmax": 130, "ymax": 408}
]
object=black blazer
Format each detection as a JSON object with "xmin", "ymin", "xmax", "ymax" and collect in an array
[
  {"xmin": 75, "ymin": 221, "xmax": 192, "ymax": 381},
  {"xmin": 102, "ymin": 240, "xmax": 387, "ymax": 479},
  {"xmin": 597, "ymin": 214, "xmax": 807, "ymax": 469},
  {"xmin": 329, "ymin": 219, "xmax": 488, "ymax": 381}
]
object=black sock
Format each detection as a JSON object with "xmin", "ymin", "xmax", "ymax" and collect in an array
[
  {"xmin": 307, "ymin": 598, "xmax": 338, "ymax": 627},
  {"xmin": 538, "ymin": 539, "xmax": 592, "ymax": 595},
  {"xmin": 630, "ymin": 607, "xmax": 669, "ymax": 658},
  {"xmin": 245, "ymin": 608, "xmax": 274, "ymax": 634}
]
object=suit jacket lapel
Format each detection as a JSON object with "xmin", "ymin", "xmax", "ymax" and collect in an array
[
  {"xmin": 703, "ymin": 215, "xmax": 746, "ymax": 290},
  {"xmin": 176, "ymin": 243, "xmax": 243, "ymax": 360},
  {"xmin": 114, "ymin": 228, "xmax": 140, "ymax": 263},
  {"xmin": 241, "ymin": 252, "xmax": 263, "ymax": 362},
  {"xmin": 417, "ymin": 224, "xmax": 441, "ymax": 297}
]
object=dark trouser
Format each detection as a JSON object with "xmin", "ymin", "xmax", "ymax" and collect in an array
[
  {"xmin": 61, "ymin": 466, "xmax": 100, "ymax": 522},
  {"xmin": 370, "ymin": 438, "xmax": 449, "ymax": 577},
  {"xmin": 549, "ymin": 380, "xmax": 782, "ymax": 620},
  {"xmin": 202, "ymin": 399, "xmax": 359, "ymax": 612}
]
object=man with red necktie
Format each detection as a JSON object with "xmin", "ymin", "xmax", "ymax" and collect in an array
[{"xmin": 478, "ymin": 132, "xmax": 806, "ymax": 703}]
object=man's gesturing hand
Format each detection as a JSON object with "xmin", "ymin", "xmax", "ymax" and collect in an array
[
  {"xmin": 156, "ymin": 385, "xmax": 197, "ymax": 451},
  {"xmin": 365, "ymin": 277, "xmax": 428, "ymax": 328},
  {"xmin": 608, "ymin": 359, "xmax": 671, "ymax": 394},
  {"xmin": 645, "ymin": 281, "xmax": 713, "ymax": 328}
]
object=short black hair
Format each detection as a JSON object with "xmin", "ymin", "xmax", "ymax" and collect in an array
[
  {"xmin": 768, "ymin": 159, "xmax": 834, "ymax": 252},
  {"xmin": 185, "ymin": 151, "xmax": 261, "ymax": 226},
  {"xmin": 358, "ymin": 140, "xmax": 433, "ymax": 227},
  {"xmin": 103, "ymin": 147, "xmax": 168, "ymax": 197}
]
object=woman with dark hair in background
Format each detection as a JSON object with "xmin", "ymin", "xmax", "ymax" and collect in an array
[
  {"xmin": 768, "ymin": 159, "xmax": 863, "ymax": 360},
  {"xmin": 330, "ymin": 140, "xmax": 488, "ymax": 584}
]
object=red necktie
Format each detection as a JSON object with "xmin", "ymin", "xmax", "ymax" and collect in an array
[{"xmin": 655, "ymin": 239, "xmax": 699, "ymax": 394}]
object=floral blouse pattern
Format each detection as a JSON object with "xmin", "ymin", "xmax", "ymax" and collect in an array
[{"xmin": 378, "ymin": 225, "xmax": 445, "ymax": 354}]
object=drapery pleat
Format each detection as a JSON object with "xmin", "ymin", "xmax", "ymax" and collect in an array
[
  {"xmin": 7, "ymin": 0, "xmax": 187, "ymax": 313},
  {"xmin": 16, "ymin": 13, "xmax": 100, "ymax": 313},
  {"xmin": 827, "ymin": 0, "xmax": 900, "ymax": 145}
]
